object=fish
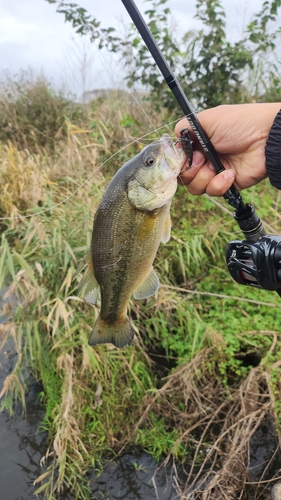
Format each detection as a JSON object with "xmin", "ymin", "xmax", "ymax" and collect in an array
[{"xmin": 74, "ymin": 134, "xmax": 185, "ymax": 348}]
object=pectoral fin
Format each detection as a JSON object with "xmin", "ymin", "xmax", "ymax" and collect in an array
[
  {"xmin": 133, "ymin": 267, "xmax": 160, "ymax": 300},
  {"xmin": 161, "ymin": 211, "xmax": 171, "ymax": 244}
]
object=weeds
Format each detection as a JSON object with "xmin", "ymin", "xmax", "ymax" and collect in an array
[
  {"xmin": 0, "ymin": 72, "xmax": 85, "ymax": 152},
  {"xmin": 0, "ymin": 84, "xmax": 281, "ymax": 500}
]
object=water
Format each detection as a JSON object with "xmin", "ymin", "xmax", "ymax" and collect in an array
[
  {"xmin": 90, "ymin": 450, "xmax": 180, "ymax": 499},
  {"xmin": 0, "ymin": 379, "xmax": 47, "ymax": 500},
  {"xmin": 1, "ymin": 286, "xmax": 280, "ymax": 500},
  {"xmin": 0, "ymin": 287, "xmax": 47, "ymax": 500},
  {"xmin": 0, "ymin": 288, "xmax": 180, "ymax": 500}
]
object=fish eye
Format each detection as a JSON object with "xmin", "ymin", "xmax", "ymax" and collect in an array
[{"xmin": 145, "ymin": 156, "xmax": 155, "ymax": 167}]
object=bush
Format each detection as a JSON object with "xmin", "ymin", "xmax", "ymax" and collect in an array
[{"xmin": 0, "ymin": 72, "xmax": 85, "ymax": 152}]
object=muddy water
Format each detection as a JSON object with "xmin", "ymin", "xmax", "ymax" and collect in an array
[
  {"xmin": 0, "ymin": 288, "xmax": 180, "ymax": 500},
  {"xmin": 0, "ymin": 288, "xmax": 47, "ymax": 500},
  {"xmin": 0, "ymin": 376, "xmax": 47, "ymax": 500},
  {"xmin": 90, "ymin": 451, "xmax": 180, "ymax": 499},
  {"xmin": 0, "ymin": 287, "xmax": 280, "ymax": 500}
]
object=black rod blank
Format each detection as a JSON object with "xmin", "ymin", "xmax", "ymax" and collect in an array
[{"xmin": 120, "ymin": 0, "xmax": 246, "ymax": 212}]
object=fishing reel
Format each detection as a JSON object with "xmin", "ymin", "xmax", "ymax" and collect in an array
[
  {"xmin": 178, "ymin": 127, "xmax": 281, "ymax": 295},
  {"xmin": 121, "ymin": 0, "xmax": 281, "ymax": 298},
  {"xmin": 178, "ymin": 129, "xmax": 281, "ymax": 296},
  {"xmin": 224, "ymin": 202, "xmax": 281, "ymax": 296},
  {"xmin": 226, "ymin": 235, "xmax": 281, "ymax": 296}
]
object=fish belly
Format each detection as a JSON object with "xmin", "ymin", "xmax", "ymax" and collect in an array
[{"xmin": 89, "ymin": 193, "xmax": 169, "ymax": 347}]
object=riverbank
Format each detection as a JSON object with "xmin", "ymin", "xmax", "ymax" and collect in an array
[
  {"xmin": 1, "ymin": 82, "xmax": 281, "ymax": 499},
  {"xmin": 0, "ymin": 290, "xmax": 181, "ymax": 500}
]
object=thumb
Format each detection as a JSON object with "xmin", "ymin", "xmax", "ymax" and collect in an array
[{"xmin": 206, "ymin": 169, "xmax": 235, "ymax": 197}]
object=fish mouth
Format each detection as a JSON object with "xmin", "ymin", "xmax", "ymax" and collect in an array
[
  {"xmin": 159, "ymin": 135, "xmax": 186, "ymax": 170},
  {"xmin": 160, "ymin": 142, "xmax": 185, "ymax": 177},
  {"xmin": 147, "ymin": 139, "xmax": 184, "ymax": 196},
  {"xmin": 153, "ymin": 135, "xmax": 185, "ymax": 162},
  {"xmin": 138, "ymin": 135, "xmax": 184, "ymax": 197}
]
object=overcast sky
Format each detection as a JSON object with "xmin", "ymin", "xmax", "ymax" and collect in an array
[{"xmin": 0, "ymin": 0, "xmax": 262, "ymax": 99}]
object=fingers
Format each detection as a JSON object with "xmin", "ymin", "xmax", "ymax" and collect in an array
[
  {"xmin": 179, "ymin": 163, "xmax": 213, "ymax": 194},
  {"xmin": 179, "ymin": 149, "xmax": 205, "ymax": 175},
  {"xmin": 179, "ymin": 154, "xmax": 235, "ymax": 196},
  {"xmin": 206, "ymin": 169, "xmax": 235, "ymax": 196},
  {"xmin": 178, "ymin": 150, "xmax": 205, "ymax": 188},
  {"xmin": 176, "ymin": 116, "xmax": 236, "ymax": 196}
]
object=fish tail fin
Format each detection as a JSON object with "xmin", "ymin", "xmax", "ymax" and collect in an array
[{"xmin": 88, "ymin": 315, "xmax": 134, "ymax": 348}]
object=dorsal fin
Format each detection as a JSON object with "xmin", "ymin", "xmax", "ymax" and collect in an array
[{"xmin": 74, "ymin": 248, "xmax": 99, "ymax": 304}]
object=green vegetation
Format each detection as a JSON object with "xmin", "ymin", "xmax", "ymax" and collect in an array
[
  {"xmin": 1, "ymin": 1, "xmax": 281, "ymax": 498},
  {"xmin": 1, "ymin": 80, "xmax": 281, "ymax": 499},
  {"xmin": 0, "ymin": 72, "xmax": 85, "ymax": 152},
  {"xmin": 48, "ymin": 0, "xmax": 281, "ymax": 109}
]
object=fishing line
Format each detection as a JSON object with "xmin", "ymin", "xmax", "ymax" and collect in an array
[
  {"xmin": 66, "ymin": 6, "xmax": 162, "ymax": 139},
  {"xmin": 0, "ymin": 118, "xmax": 186, "ymax": 221},
  {"xmin": 0, "ymin": 4, "xmax": 227, "ymax": 237},
  {"xmin": 86, "ymin": 11, "xmax": 236, "ymax": 238},
  {"xmin": 1, "ymin": 6, "xmax": 192, "ymax": 221},
  {"xmin": 1, "ymin": 111, "xmax": 235, "ymax": 244},
  {"xmin": 95, "ymin": 45, "xmax": 161, "ymax": 139}
]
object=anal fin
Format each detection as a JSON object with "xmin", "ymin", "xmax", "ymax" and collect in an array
[{"xmin": 133, "ymin": 266, "xmax": 160, "ymax": 300}]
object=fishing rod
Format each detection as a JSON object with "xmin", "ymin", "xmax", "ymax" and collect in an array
[{"xmin": 121, "ymin": 0, "xmax": 281, "ymax": 296}]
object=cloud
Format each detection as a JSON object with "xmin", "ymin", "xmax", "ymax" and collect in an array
[{"xmin": 0, "ymin": 0, "xmax": 263, "ymax": 95}]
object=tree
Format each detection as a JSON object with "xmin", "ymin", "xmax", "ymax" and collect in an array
[{"xmin": 45, "ymin": 0, "xmax": 281, "ymax": 109}]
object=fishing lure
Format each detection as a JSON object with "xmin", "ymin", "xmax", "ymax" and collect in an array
[{"xmin": 177, "ymin": 128, "xmax": 193, "ymax": 170}]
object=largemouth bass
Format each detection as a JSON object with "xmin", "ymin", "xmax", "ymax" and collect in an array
[{"xmin": 75, "ymin": 134, "xmax": 185, "ymax": 348}]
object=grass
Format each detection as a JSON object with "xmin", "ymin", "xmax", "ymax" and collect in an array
[
  {"xmin": 0, "ymin": 81, "xmax": 281, "ymax": 500},
  {"xmin": 0, "ymin": 72, "xmax": 85, "ymax": 152}
]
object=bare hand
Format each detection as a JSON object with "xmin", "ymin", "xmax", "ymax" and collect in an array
[{"xmin": 175, "ymin": 103, "xmax": 281, "ymax": 196}]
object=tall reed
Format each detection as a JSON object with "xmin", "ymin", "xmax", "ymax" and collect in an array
[{"xmin": 1, "ymin": 86, "xmax": 281, "ymax": 499}]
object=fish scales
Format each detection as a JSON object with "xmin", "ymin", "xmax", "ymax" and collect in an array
[
  {"xmin": 75, "ymin": 134, "xmax": 185, "ymax": 348},
  {"xmin": 92, "ymin": 191, "xmax": 169, "ymax": 323}
]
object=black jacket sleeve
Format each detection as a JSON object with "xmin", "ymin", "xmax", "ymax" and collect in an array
[{"xmin": 265, "ymin": 109, "xmax": 281, "ymax": 189}]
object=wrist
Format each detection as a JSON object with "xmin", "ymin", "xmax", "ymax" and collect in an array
[{"xmin": 265, "ymin": 109, "xmax": 281, "ymax": 189}]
